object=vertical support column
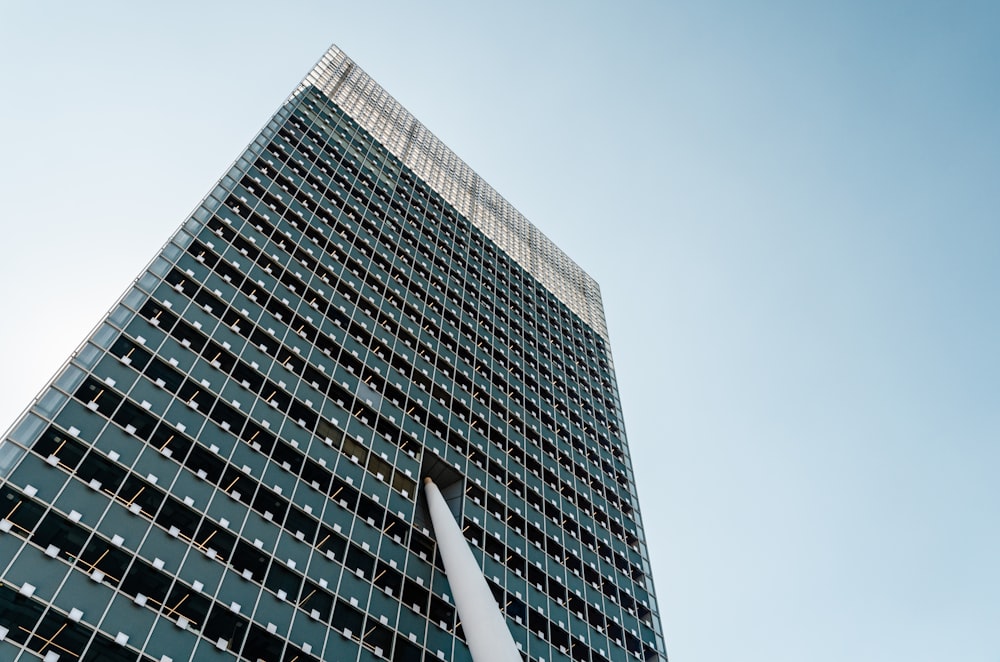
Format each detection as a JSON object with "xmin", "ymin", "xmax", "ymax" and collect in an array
[{"xmin": 423, "ymin": 477, "xmax": 522, "ymax": 662}]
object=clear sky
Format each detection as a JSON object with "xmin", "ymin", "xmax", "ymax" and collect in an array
[{"xmin": 1, "ymin": 2, "xmax": 998, "ymax": 661}]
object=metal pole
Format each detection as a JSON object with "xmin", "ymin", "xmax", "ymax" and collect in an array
[{"xmin": 423, "ymin": 477, "xmax": 522, "ymax": 662}]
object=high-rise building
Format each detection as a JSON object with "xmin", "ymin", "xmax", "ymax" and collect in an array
[{"xmin": 0, "ymin": 45, "xmax": 667, "ymax": 662}]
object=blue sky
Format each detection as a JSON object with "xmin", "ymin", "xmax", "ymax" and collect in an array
[{"xmin": 1, "ymin": 2, "xmax": 998, "ymax": 661}]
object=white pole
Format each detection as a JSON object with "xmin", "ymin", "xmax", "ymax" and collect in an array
[{"xmin": 423, "ymin": 477, "xmax": 522, "ymax": 662}]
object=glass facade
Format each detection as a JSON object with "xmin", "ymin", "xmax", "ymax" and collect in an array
[{"xmin": 0, "ymin": 45, "xmax": 667, "ymax": 662}]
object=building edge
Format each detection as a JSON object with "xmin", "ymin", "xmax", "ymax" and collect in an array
[{"xmin": 299, "ymin": 45, "xmax": 609, "ymax": 343}]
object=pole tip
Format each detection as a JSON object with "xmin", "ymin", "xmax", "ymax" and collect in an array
[{"xmin": 423, "ymin": 477, "xmax": 433, "ymax": 485}]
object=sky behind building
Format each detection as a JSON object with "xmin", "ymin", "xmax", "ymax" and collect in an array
[{"xmin": 1, "ymin": 2, "xmax": 998, "ymax": 661}]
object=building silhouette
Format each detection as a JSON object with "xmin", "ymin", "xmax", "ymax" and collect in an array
[{"xmin": 0, "ymin": 45, "xmax": 667, "ymax": 662}]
